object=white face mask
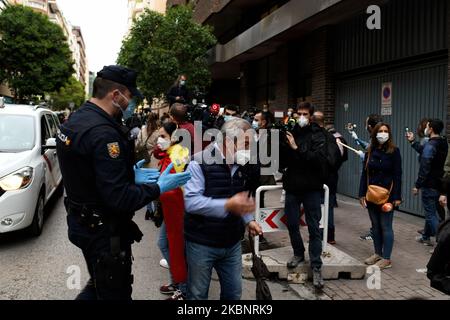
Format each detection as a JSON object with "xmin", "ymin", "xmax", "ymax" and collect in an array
[
  {"xmin": 376, "ymin": 132, "xmax": 389, "ymax": 144},
  {"xmin": 157, "ymin": 137, "xmax": 171, "ymax": 151},
  {"xmin": 298, "ymin": 115, "xmax": 309, "ymax": 128},
  {"xmin": 424, "ymin": 127, "xmax": 430, "ymax": 137},
  {"xmin": 235, "ymin": 149, "xmax": 251, "ymax": 166},
  {"xmin": 224, "ymin": 115, "xmax": 235, "ymax": 122},
  {"xmin": 287, "ymin": 111, "xmax": 292, "ymax": 117}
]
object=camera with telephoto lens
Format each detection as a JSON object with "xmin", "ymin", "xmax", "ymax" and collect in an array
[{"xmin": 273, "ymin": 118, "xmax": 297, "ymax": 133}]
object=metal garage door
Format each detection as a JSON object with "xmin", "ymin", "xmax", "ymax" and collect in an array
[{"xmin": 334, "ymin": 61, "xmax": 447, "ymax": 216}]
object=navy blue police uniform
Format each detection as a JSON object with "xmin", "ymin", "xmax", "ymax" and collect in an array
[{"xmin": 56, "ymin": 67, "xmax": 160, "ymax": 300}]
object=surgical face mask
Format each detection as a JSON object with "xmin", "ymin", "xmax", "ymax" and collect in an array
[
  {"xmin": 424, "ymin": 127, "xmax": 430, "ymax": 137},
  {"xmin": 252, "ymin": 121, "xmax": 259, "ymax": 130},
  {"xmin": 287, "ymin": 111, "xmax": 292, "ymax": 117},
  {"xmin": 235, "ymin": 149, "xmax": 251, "ymax": 166},
  {"xmin": 122, "ymin": 98, "xmax": 137, "ymax": 121},
  {"xmin": 224, "ymin": 115, "xmax": 235, "ymax": 122},
  {"xmin": 298, "ymin": 115, "xmax": 309, "ymax": 128},
  {"xmin": 180, "ymin": 80, "xmax": 186, "ymax": 86},
  {"xmin": 157, "ymin": 137, "xmax": 171, "ymax": 151},
  {"xmin": 376, "ymin": 132, "xmax": 389, "ymax": 144},
  {"xmin": 112, "ymin": 91, "xmax": 130, "ymax": 111}
]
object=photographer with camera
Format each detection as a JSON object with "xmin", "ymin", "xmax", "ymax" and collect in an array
[{"xmin": 280, "ymin": 102, "xmax": 328, "ymax": 290}]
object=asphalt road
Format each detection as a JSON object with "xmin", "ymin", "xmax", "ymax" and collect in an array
[{"xmin": 0, "ymin": 193, "xmax": 298, "ymax": 300}]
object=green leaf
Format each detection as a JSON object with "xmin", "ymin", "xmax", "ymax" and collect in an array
[
  {"xmin": 0, "ymin": 5, "xmax": 74, "ymax": 101},
  {"xmin": 117, "ymin": 5, "xmax": 217, "ymax": 102}
]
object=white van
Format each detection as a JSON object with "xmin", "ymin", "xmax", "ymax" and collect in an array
[{"xmin": 0, "ymin": 101, "xmax": 63, "ymax": 236}]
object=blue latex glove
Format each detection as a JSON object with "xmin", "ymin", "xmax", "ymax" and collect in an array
[
  {"xmin": 134, "ymin": 160, "xmax": 160, "ymax": 185},
  {"xmin": 157, "ymin": 163, "xmax": 191, "ymax": 194}
]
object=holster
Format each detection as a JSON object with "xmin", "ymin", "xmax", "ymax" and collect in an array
[{"xmin": 64, "ymin": 197, "xmax": 104, "ymax": 230}]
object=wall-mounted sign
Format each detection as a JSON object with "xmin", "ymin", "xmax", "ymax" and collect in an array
[
  {"xmin": 381, "ymin": 82, "xmax": 392, "ymax": 115},
  {"xmin": 274, "ymin": 111, "xmax": 284, "ymax": 118}
]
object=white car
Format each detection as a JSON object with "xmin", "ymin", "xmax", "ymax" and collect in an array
[{"xmin": 0, "ymin": 101, "xmax": 63, "ymax": 236}]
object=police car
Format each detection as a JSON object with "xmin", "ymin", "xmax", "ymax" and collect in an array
[{"xmin": 0, "ymin": 98, "xmax": 63, "ymax": 236}]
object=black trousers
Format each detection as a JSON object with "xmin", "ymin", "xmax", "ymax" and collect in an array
[{"xmin": 67, "ymin": 214, "xmax": 133, "ymax": 300}]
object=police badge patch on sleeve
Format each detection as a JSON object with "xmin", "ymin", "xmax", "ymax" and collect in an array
[{"xmin": 107, "ymin": 142, "xmax": 120, "ymax": 158}]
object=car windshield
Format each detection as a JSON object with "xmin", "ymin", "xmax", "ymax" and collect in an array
[{"xmin": 0, "ymin": 114, "xmax": 35, "ymax": 152}]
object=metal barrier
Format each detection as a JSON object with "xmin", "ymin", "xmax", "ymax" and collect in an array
[{"xmin": 254, "ymin": 184, "xmax": 329, "ymax": 257}]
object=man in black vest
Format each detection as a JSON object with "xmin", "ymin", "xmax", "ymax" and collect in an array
[{"xmin": 184, "ymin": 118, "xmax": 263, "ymax": 300}]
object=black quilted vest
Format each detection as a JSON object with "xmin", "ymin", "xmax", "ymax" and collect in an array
[{"xmin": 184, "ymin": 150, "xmax": 249, "ymax": 248}]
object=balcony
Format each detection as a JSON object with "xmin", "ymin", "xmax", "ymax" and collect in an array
[
  {"xmin": 209, "ymin": 0, "xmax": 388, "ymax": 79},
  {"xmin": 26, "ymin": 0, "xmax": 48, "ymax": 14}
]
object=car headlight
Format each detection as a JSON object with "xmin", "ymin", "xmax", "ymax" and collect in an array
[{"xmin": 0, "ymin": 167, "xmax": 34, "ymax": 191}]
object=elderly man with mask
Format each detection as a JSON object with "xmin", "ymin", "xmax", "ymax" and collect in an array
[{"xmin": 183, "ymin": 118, "xmax": 263, "ymax": 300}]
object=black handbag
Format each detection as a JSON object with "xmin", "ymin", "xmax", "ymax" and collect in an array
[{"xmin": 248, "ymin": 232, "xmax": 272, "ymax": 300}]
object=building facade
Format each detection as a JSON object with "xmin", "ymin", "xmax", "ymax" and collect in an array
[
  {"xmin": 127, "ymin": 0, "xmax": 167, "ymax": 30},
  {"xmin": 168, "ymin": 0, "xmax": 449, "ymax": 217},
  {"xmin": 72, "ymin": 26, "xmax": 89, "ymax": 95}
]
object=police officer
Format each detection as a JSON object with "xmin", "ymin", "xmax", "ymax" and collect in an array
[{"xmin": 57, "ymin": 65, "xmax": 191, "ymax": 300}]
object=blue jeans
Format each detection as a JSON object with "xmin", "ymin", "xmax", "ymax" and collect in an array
[
  {"xmin": 158, "ymin": 222, "xmax": 170, "ymax": 263},
  {"xmin": 367, "ymin": 203, "xmax": 394, "ymax": 260},
  {"xmin": 422, "ymin": 188, "xmax": 440, "ymax": 240},
  {"xmin": 158, "ymin": 222, "xmax": 187, "ymax": 294},
  {"xmin": 285, "ymin": 191, "xmax": 323, "ymax": 270},
  {"xmin": 186, "ymin": 240, "xmax": 242, "ymax": 300}
]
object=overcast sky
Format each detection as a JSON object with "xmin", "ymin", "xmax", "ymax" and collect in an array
[{"xmin": 57, "ymin": 0, "xmax": 129, "ymax": 74}]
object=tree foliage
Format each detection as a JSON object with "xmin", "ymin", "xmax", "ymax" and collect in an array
[
  {"xmin": 50, "ymin": 76, "xmax": 86, "ymax": 111},
  {"xmin": 0, "ymin": 5, "xmax": 74, "ymax": 101},
  {"xmin": 117, "ymin": 5, "xmax": 216, "ymax": 101}
]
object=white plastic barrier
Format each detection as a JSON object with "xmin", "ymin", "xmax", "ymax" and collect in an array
[{"xmin": 254, "ymin": 184, "xmax": 329, "ymax": 257}]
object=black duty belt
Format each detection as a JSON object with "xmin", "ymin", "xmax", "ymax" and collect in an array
[{"xmin": 64, "ymin": 197, "xmax": 104, "ymax": 228}]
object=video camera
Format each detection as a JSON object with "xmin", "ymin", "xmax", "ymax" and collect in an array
[{"xmin": 273, "ymin": 118, "xmax": 297, "ymax": 133}]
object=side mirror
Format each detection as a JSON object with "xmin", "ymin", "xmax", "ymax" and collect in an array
[{"xmin": 42, "ymin": 137, "xmax": 56, "ymax": 153}]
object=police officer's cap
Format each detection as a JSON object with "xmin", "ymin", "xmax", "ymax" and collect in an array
[{"xmin": 97, "ymin": 65, "xmax": 143, "ymax": 98}]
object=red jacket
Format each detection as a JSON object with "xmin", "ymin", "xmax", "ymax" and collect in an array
[{"xmin": 156, "ymin": 150, "xmax": 187, "ymax": 284}]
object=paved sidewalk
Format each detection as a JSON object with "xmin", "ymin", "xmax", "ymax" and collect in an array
[{"xmin": 258, "ymin": 190, "xmax": 450, "ymax": 300}]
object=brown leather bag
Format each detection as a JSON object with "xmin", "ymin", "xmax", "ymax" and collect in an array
[{"xmin": 365, "ymin": 151, "xmax": 393, "ymax": 205}]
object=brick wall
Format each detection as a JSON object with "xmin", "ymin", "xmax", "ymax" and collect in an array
[
  {"xmin": 271, "ymin": 45, "xmax": 289, "ymax": 110},
  {"xmin": 311, "ymin": 27, "xmax": 336, "ymax": 126},
  {"xmin": 240, "ymin": 62, "xmax": 252, "ymax": 108}
]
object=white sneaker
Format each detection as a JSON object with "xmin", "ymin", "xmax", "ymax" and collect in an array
[{"xmin": 159, "ymin": 259, "xmax": 169, "ymax": 269}]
